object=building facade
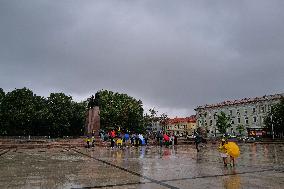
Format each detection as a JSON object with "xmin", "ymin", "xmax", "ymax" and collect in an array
[
  {"xmin": 150, "ymin": 120, "xmax": 162, "ymax": 133},
  {"xmin": 165, "ymin": 116, "xmax": 196, "ymax": 136},
  {"xmin": 195, "ymin": 93, "xmax": 283, "ymax": 137}
]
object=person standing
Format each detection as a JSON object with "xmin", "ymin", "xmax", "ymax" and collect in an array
[
  {"xmin": 158, "ymin": 131, "xmax": 163, "ymax": 147},
  {"xmin": 170, "ymin": 134, "xmax": 175, "ymax": 146},
  {"xmin": 135, "ymin": 134, "xmax": 140, "ymax": 147},
  {"xmin": 174, "ymin": 135, "xmax": 178, "ymax": 146},
  {"xmin": 163, "ymin": 133, "xmax": 170, "ymax": 147},
  {"xmin": 194, "ymin": 132, "xmax": 202, "ymax": 152},
  {"xmin": 109, "ymin": 130, "xmax": 116, "ymax": 148},
  {"xmin": 124, "ymin": 132, "xmax": 130, "ymax": 146},
  {"xmin": 144, "ymin": 133, "xmax": 148, "ymax": 146},
  {"xmin": 218, "ymin": 139, "xmax": 228, "ymax": 166},
  {"xmin": 91, "ymin": 130, "xmax": 95, "ymax": 147}
]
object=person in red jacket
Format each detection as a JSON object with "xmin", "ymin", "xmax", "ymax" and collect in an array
[
  {"xmin": 163, "ymin": 133, "xmax": 170, "ymax": 147},
  {"xmin": 109, "ymin": 130, "xmax": 116, "ymax": 148}
]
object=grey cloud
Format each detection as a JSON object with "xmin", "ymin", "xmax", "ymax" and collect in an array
[{"xmin": 0, "ymin": 0, "xmax": 283, "ymax": 117}]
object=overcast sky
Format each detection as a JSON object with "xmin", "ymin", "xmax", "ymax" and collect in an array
[{"xmin": 0, "ymin": 0, "xmax": 283, "ymax": 117}]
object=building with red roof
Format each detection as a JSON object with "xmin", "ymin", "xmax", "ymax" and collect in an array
[{"xmin": 164, "ymin": 115, "xmax": 196, "ymax": 136}]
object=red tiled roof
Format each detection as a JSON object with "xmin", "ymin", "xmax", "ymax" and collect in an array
[{"xmin": 167, "ymin": 115, "xmax": 196, "ymax": 124}]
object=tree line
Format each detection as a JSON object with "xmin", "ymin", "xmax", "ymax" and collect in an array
[
  {"xmin": 0, "ymin": 88, "xmax": 153, "ymax": 137},
  {"xmin": 0, "ymin": 88, "xmax": 86, "ymax": 137}
]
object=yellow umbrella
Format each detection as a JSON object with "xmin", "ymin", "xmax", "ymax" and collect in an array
[{"xmin": 225, "ymin": 142, "xmax": 240, "ymax": 158}]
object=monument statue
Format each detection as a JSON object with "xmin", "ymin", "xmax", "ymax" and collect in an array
[
  {"xmin": 85, "ymin": 94, "xmax": 100, "ymax": 136},
  {"xmin": 87, "ymin": 95, "xmax": 95, "ymax": 109}
]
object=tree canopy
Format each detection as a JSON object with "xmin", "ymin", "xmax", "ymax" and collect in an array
[
  {"xmin": 264, "ymin": 97, "xmax": 284, "ymax": 138},
  {"xmin": 216, "ymin": 111, "xmax": 231, "ymax": 135},
  {"xmin": 95, "ymin": 90, "xmax": 144, "ymax": 133},
  {"xmin": 0, "ymin": 88, "xmax": 149, "ymax": 136},
  {"xmin": 236, "ymin": 124, "xmax": 245, "ymax": 136},
  {"xmin": 0, "ymin": 87, "xmax": 86, "ymax": 137}
]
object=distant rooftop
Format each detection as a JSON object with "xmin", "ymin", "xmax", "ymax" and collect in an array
[
  {"xmin": 167, "ymin": 115, "xmax": 196, "ymax": 124},
  {"xmin": 196, "ymin": 93, "xmax": 284, "ymax": 110}
]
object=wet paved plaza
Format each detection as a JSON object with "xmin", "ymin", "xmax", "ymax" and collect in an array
[{"xmin": 0, "ymin": 143, "xmax": 284, "ymax": 189}]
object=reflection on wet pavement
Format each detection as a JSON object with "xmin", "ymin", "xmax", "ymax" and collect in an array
[{"xmin": 0, "ymin": 143, "xmax": 283, "ymax": 189}]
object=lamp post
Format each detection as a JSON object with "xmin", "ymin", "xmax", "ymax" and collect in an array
[
  {"xmin": 213, "ymin": 113, "xmax": 217, "ymax": 138},
  {"xmin": 271, "ymin": 115, "xmax": 274, "ymax": 140}
]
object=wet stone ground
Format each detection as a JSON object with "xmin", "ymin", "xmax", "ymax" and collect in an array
[{"xmin": 0, "ymin": 143, "xmax": 284, "ymax": 189}]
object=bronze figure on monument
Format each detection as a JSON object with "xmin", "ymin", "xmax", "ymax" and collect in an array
[{"xmin": 85, "ymin": 94, "xmax": 100, "ymax": 136}]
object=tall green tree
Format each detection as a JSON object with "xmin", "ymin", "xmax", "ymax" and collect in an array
[
  {"xmin": 0, "ymin": 88, "xmax": 4, "ymax": 102},
  {"xmin": 264, "ymin": 97, "xmax": 284, "ymax": 138},
  {"xmin": 216, "ymin": 111, "xmax": 231, "ymax": 135},
  {"xmin": 159, "ymin": 112, "xmax": 169, "ymax": 131},
  {"xmin": 96, "ymin": 90, "xmax": 144, "ymax": 133},
  {"xmin": 0, "ymin": 88, "xmax": 6, "ymax": 134},
  {"xmin": 0, "ymin": 88, "xmax": 46, "ymax": 135},
  {"xmin": 148, "ymin": 108, "xmax": 158, "ymax": 128},
  {"xmin": 0, "ymin": 88, "xmax": 86, "ymax": 137},
  {"xmin": 69, "ymin": 101, "xmax": 87, "ymax": 136},
  {"xmin": 46, "ymin": 93, "xmax": 74, "ymax": 137},
  {"xmin": 236, "ymin": 124, "xmax": 245, "ymax": 136}
]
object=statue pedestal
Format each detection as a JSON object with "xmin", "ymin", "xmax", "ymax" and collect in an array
[{"xmin": 85, "ymin": 106, "xmax": 100, "ymax": 136}]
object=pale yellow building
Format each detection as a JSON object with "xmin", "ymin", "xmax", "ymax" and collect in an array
[{"xmin": 165, "ymin": 116, "xmax": 196, "ymax": 136}]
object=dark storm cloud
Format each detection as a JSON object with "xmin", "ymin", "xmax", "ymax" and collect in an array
[{"xmin": 1, "ymin": 0, "xmax": 283, "ymax": 117}]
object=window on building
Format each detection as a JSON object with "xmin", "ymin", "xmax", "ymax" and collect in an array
[
  {"xmin": 237, "ymin": 109, "xmax": 240, "ymax": 115},
  {"xmin": 244, "ymin": 108, "xmax": 247, "ymax": 115},
  {"xmin": 229, "ymin": 110, "xmax": 233, "ymax": 116},
  {"xmin": 238, "ymin": 117, "xmax": 240, "ymax": 123},
  {"xmin": 261, "ymin": 106, "xmax": 265, "ymax": 113},
  {"xmin": 210, "ymin": 120, "xmax": 213, "ymax": 125},
  {"xmin": 231, "ymin": 120, "xmax": 234, "ymax": 124},
  {"xmin": 253, "ymin": 117, "xmax": 257, "ymax": 123},
  {"xmin": 252, "ymin": 107, "xmax": 256, "ymax": 113},
  {"xmin": 245, "ymin": 117, "xmax": 249, "ymax": 124},
  {"xmin": 213, "ymin": 113, "xmax": 217, "ymax": 119}
]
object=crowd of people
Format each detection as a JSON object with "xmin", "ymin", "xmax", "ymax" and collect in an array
[
  {"xmin": 85, "ymin": 129, "xmax": 182, "ymax": 149},
  {"xmin": 85, "ymin": 129, "xmax": 240, "ymax": 167}
]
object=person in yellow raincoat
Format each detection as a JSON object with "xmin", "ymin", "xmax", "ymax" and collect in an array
[
  {"xmin": 226, "ymin": 141, "xmax": 240, "ymax": 166},
  {"xmin": 219, "ymin": 139, "xmax": 240, "ymax": 167},
  {"xmin": 218, "ymin": 139, "xmax": 228, "ymax": 166},
  {"xmin": 116, "ymin": 137, "xmax": 123, "ymax": 148},
  {"xmin": 85, "ymin": 137, "xmax": 91, "ymax": 148}
]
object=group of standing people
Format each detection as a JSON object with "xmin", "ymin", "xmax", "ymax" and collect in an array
[
  {"xmin": 85, "ymin": 130, "xmax": 96, "ymax": 148},
  {"xmin": 156, "ymin": 131, "xmax": 178, "ymax": 147},
  {"xmin": 86, "ymin": 128, "xmax": 240, "ymax": 167},
  {"xmin": 105, "ymin": 129, "xmax": 149, "ymax": 148}
]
